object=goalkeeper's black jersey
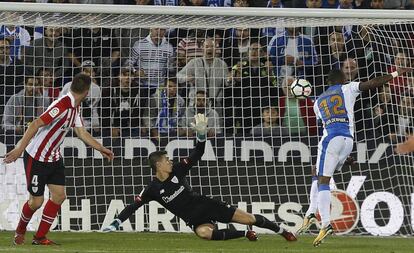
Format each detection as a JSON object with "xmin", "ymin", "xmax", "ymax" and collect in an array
[{"xmin": 135, "ymin": 141, "xmax": 206, "ymax": 222}]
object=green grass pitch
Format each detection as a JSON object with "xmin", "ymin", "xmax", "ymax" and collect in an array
[{"xmin": 0, "ymin": 231, "xmax": 413, "ymax": 253}]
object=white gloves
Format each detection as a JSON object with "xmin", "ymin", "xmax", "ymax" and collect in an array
[{"xmin": 190, "ymin": 113, "xmax": 208, "ymax": 141}]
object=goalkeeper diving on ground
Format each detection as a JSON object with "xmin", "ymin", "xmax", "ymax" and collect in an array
[{"xmin": 103, "ymin": 113, "xmax": 297, "ymax": 242}]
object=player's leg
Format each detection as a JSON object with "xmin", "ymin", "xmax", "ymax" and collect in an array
[
  {"xmin": 14, "ymin": 153, "xmax": 46, "ymax": 245},
  {"xmin": 33, "ymin": 160, "xmax": 66, "ymax": 245},
  {"xmin": 231, "ymin": 208, "xmax": 297, "ymax": 241},
  {"xmin": 194, "ymin": 223, "xmax": 249, "ymax": 241},
  {"xmin": 313, "ymin": 136, "xmax": 352, "ymax": 247},
  {"xmin": 297, "ymin": 166, "xmax": 318, "ymax": 234},
  {"xmin": 191, "ymin": 199, "xmax": 253, "ymax": 241}
]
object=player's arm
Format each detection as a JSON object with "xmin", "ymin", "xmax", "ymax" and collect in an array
[
  {"xmin": 74, "ymin": 127, "xmax": 114, "ymax": 161},
  {"xmin": 3, "ymin": 118, "xmax": 46, "ymax": 163},
  {"xmin": 395, "ymin": 135, "xmax": 414, "ymax": 155},
  {"xmin": 103, "ymin": 188, "xmax": 150, "ymax": 232},
  {"xmin": 359, "ymin": 67, "xmax": 413, "ymax": 91}
]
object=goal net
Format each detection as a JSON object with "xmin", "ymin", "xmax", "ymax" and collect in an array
[{"xmin": 0, "ymin": 3, "xmax": 413, "ymax": 236}]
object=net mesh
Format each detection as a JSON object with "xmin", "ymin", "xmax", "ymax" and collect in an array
[{"xmin": 0, "ymin": 6, "xmax": 413, "ymax": 236}]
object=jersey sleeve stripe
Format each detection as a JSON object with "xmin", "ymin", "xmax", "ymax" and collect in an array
[{"xmin": 34, "ymin": 110, "xmax": 69, "ymax": 161}]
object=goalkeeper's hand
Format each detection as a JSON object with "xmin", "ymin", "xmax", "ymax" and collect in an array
[{"xmin": 190, "ymin": 113, "xmax": 208, "ymax": 142}]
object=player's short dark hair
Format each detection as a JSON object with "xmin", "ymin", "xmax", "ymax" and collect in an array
[
  {"xmin": 70, "ymin": 73, "xmax": 91, "ymax": 94},
  {"xmin": 148, "ymin": 150, "xmax": 167, "ymax": 173},
  {"xmin": 327, "ymin": 69, "xmax": 346, "ymax": 85}
]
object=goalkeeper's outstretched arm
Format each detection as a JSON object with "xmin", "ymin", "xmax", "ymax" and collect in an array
[
  {"xmin": 103, "ymin": 193, "xmax": 147, "ymax": 232},
  {"xmin": 173, "ymin": 114, "xmax": 208, "ymax": 176}
]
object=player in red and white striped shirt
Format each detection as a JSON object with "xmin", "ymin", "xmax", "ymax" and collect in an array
[{"xmin": 3, "ymin": 73, "xmax": 114, "ymax": 246}]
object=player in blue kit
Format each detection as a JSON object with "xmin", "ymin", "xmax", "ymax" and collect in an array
[{"xmin": 298, "ymin": 67, "xmax": 412, "ymax": 247}]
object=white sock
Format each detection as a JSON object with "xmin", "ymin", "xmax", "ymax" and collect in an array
[
  {"xmin": 317, "ymin": 184, "xmax": 331, "ymax": 228},
  {"xmin": 305, "ymin": 177, "xmax": 318, "ymax": 217}
]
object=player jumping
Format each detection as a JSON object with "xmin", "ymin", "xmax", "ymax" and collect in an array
[
  {"xmin": 3, "ymin": 73, "xmax": 114, "ymax": 246},
  {"xmin": 303, "ymin": 67, "xmax": 412, "ymax": 247},
  {"xmin": 103, "ymin": 114, "xmax": 297, "ymax": 242}
]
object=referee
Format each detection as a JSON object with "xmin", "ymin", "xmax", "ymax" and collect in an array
[{"xmin": 104, "ymin": 114, "xmax": 297, "ymax": 242}]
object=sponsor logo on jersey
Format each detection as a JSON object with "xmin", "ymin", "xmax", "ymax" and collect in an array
[
  {"xmin": 171, "ymin": 176, "xmax": 178, "ymax": 184},
  {"xmin": 162, "ymin": 186, "xmax": 184, "ymax": 203},
  {"xmin": 323, "ymin": 189, "xmax": 359, "ymax": 235},
  {"xmin": 49, "ymin": 107, "xmax": 60, "ymax": 118}
]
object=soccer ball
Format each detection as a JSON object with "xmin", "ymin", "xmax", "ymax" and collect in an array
[{"xmin": 290, "ymin": 78, "xmax": 312, "ymax": 98}]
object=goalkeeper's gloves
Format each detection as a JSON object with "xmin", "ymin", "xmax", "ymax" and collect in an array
[
  {"xmin": 190, "ymin": 113, "xmax": 208, "ymax": 142},
  {"xmin": 102, "ymin": 219, "xmax": 121, "ymax": 233}
]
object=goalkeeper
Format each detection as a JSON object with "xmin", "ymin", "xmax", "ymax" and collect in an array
[{"xmin": 103, "ymin": 114, "xmax": 296, "ymax": 242}]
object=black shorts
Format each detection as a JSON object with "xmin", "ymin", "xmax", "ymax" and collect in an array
[
  {"xmin": 23, "ymin": 151, "xmax": 65, "ymax": 196},
  {"xmin": 187, "ymin": 196, "xmax": 237, "ymax": 230}
]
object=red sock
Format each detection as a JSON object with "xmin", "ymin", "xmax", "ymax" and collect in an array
[
  {"xmin": 16, "ymin": 201, "xmax": 36, "ymax": 234},
  {"xmin": 35, "ymin": 200, "xmax": 61, "ymax": 238}
]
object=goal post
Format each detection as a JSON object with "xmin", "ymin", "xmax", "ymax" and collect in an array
[{"xmin": 0, "ymin": 3, "xmax": 413, "ymax": 236}]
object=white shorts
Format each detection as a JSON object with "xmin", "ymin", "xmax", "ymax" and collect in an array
[{"xmin": 316, "ymin": 135, "xmax": 353, "ymax": 177}]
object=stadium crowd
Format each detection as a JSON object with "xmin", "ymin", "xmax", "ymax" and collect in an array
[{"xmin": 1, "ymin": 0, "xmax": 413, "ymax": 147}]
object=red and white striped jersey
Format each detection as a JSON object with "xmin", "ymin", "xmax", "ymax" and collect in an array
[{"xmin": 26, "ymin": 92, "xmax": 84, "ymax": 163}]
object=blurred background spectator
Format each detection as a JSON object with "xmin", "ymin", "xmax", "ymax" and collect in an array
[
  {"xmin": 179, "ymin": 89, "xmax": 222, "ymax": 137},
  {"xmin": 177, "ymin": 37, "xmax": 228, "ymax": 108},
  {"xmin": 143, "ymin": 77, "xmax": 185, "ymax": 140},
  {"xmin": 2, "ymin": 76, "xmax": 49, "ymax": 136}
]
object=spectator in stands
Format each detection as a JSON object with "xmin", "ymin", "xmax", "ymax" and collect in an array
[
  {"xmin": 251, "ymin": 105, "xmax": 285, "ymax": 137},
  {"xmin": 388, "ymin": 50, "xmax": 410, "ymax": 95},
  {"xmin": 370, "ymin": 0, "xmax": 385, "ymax": 8},
  {"xmin": 206, "ymin": 0, "xmax": 232, "ymax": 6},
  {"xmin": 225, "ymin": 42, "xmax": 277, "ymax": 135},
  {"xmin": 60, "ymin": 60, "xmax": 101, "ymax": 134},
  {"xmin": 126, "ymin": 27, "xmax": 174, "ymax": 95},
  {"xmin": 0, "ymin": 37, "xmax": 25, "ymax": 121},
  {"xmin": 180, "ymin": 0, "xmax": 206, "ymax": 6},
  {"xmin": 389, "ymin": 95, "xmax": 414, "ymax": 142},
  {"xmin": 260, "ymin": 0, "xmax": 284, "ymax": 45},
  {"xmin": 0, "ymin": 24, "xmax": 31, "ymax": 61},
  {"xmin": 153, "ymin": 0, "xmax": 180, "ymax": 5},
  {"xmin": 176, "ymin": 29, "xmax": 205, "ymax": 71},
  {"xmin": 65, "ymin": 26, "xmax": 120, "ymax": 86},
  {"xmin": 322, "ymin": 0, "xmax": 339, "ymax": 8},
  {"xmin": 177, "ymin": 37, "xmax": 228, "ymax": 108},
  {"xmin": 306, "ymin": 0, "xmax": 322, "ymax": 8},
  {"xmin": 405, "ymin": 0, "xmax": 414, "ymax": 9},
  {"xmin": 24, "ymin": 26, "xmax": 69, "ymax": 86},
  {"xmin": 224, "ymin": 28, "xmax": 257, "ymax": 69},
  {"xmin": 233, "ymin": 0, "xmax": 249, "ymax": 7},
  {"xmin": 341, "ymin": 58, "xmax": 359, "ymax": 82},
  {"xmin": 36, "ymin": 68, "xmax": 60, "ymax": 103},
  {"xmin": 143, "ymin": 77, "xmax": 185, "ymax": 140},
  {"xmin": 338, "ymin": 0, "xmax": 353, "ymax": 8},
  {"xmin": 268, "ymin": 27, "xmax": 318, "ymax": 79},
  {"xmin": 102, "ymin": 68, "xmax": 143, "ymax": 138},
  {"xmin": 2, "ymin": 76, "xmax": 49, "ymax": 135},
  {"xmin": 278, "ymin": 76, "xmax": 317, "ymax": 136},
  {"xmin": 179, "ymin": 89, "xmax": 222, "ymax": 137},
  {"xmin": 320, "ymin": 31, "xmax": 346, "ymax": 76},
  {"xmin": 371, "ymin": 86, "xmax": 398, "ymax": 138}
]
